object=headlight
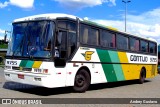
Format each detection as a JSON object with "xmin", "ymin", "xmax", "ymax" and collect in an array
[{"xmin": 5, "ymin": 66, "xmax": 11, "ymax": 70}]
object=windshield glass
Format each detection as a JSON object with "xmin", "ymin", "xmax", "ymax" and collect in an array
[{"xmin": 7, "ymin": 21, "xmax": 55, "ymax": 59}]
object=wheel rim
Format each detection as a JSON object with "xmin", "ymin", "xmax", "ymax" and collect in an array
[{"xmin": 75, "ymin": 74, "xmax": 85, "ymax": 87}]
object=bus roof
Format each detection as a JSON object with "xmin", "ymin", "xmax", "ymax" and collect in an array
[
  {"xmin": 13, "ymin": 13, "xmax": 157, "ymax": 43},
  {"xmin": 13, "ymin": 13, "xmax": 81, "ymax": 22}
]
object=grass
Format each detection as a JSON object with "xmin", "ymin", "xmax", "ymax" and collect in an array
[{"xmin": 0, "ymin": 44, "xmax": 8, "ymax": 49}]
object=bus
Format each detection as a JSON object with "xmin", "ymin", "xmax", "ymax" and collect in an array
[
  {"xmin": 158, "ymin": 45, "xmax": 160, "ymax": 73},
  {"xmin": 4, "ymin": 13, "xmax": 158, "ymax": 92}
]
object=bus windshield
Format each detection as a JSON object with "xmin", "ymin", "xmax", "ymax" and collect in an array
[{"xmin": 7, "ymin": 21, "xmax": 55, "ymax": 59}]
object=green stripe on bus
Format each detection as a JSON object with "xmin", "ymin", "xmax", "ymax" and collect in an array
[
  {"xmin": 96, "ymin": 49, "xmax": 117, "ymax": 82},
  {"xmin": 19, "ymin": 60, "xmax": 28, "ymax": 67},
  {"xmin": 108, "ymin": 51, "xmax": 125, "ymax": 81},
  {"xmin": 25, "ymin": 61, "xmax": 34, "ymax": 68}
]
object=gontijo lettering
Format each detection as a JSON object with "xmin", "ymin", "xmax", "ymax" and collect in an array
[
  {"xmin": 129, "ymin": 54, "xmax": 157, "ymax": 63},
  {"xmin": 130, "ymin": 55, "xmax": 148, "ymax": 62}
]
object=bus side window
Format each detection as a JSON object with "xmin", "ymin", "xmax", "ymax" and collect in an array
[
  {"xmin": 67, "ymin": 22, "xmax": 77, "ymax": 58},
  {"xmin": 57, "ymin": 32, "xmax": 62, "ymax": 45},
  {"xmin": 80, "ymin": 24, "xmax": 89, "ymax": 44},
  {"xmin": 130, "ymin": 37, "xmax": 139, "ymax": 52},
  {"xmin": 149, "ymin": 42, "xmax": 156, "ymax": 54},
  {"xmin": 88, "ymin": 28, "xmax": 99, "ymax": 45},
  {"xmin": 101, "ymin": 30, "xmax": 115, "ymax": 48},
  {"xmin": 101, "ymin": 30, "xmax": 108, "ymax": 47},
  {"xmin": 134, "ymin": 40, "xmax": 139, "ymax": 51},
  {"xmin": 54, "ymin": 30, "xmax": 67, "ymax": 67},
  {"xmin": 117, "ymin": 34, "xmax": 128, "ymax": 50},
  {"xmin": 68, "ymin": 31, "xmax": 76, "ymax": 58},
  {"xmin": 55, "ymin": 31, "xmax": 67, "ymax": 59},
  {"xmin": 111, "ymin": 34, "xmax": 116, "ymax": 48},
  {"xmin": 140, "ymin": 40, "xmax": 148, "ymax": 53}
]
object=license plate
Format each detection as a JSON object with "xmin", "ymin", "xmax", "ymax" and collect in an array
[{"xmin": 18, "ymin": 74, "xmax": 24, "ymax": 79}]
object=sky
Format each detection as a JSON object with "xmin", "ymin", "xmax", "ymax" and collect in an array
[{"xmin": 0, "ymin": 0, "xmax": 160, "ymax": 43}]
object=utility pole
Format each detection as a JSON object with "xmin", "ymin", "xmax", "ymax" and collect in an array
[
  {"xmin": 4, "ymin": 30, "xmax": 11, "ymax": 42},
  {"xmin": 122, "ymin": 0, "xmax": 131, "ymax": 32}
]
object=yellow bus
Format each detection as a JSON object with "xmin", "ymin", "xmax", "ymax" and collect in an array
[{"xmin": 4, "ymin": 13, "xmax": 158, "ymax": 92}]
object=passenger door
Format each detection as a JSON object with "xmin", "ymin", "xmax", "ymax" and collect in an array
[
  {"xmin": 54, "ymin": 30, "xmax": 68, "ymax": 67},
  {"xmin": 54, "ymin": 29, "xmax": 68, "ymax": 87}
]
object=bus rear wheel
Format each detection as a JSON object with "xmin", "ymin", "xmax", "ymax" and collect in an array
[
  {"xmin": 139, "ymin": 68, "xmax": 146, "ymax": 84},
  {"xmin": 73, "ymin": 69, "xmax": 90, "ymax": 92}
]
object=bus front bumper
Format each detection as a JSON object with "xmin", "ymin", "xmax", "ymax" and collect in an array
[{"xmin": 4, "ymin": 70, "xmax": 55, "ymax": 88}]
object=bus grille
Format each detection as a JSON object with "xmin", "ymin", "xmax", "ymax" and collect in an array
[
  {"xmin": 23, "ymin": 68, "xmax": 32, "ymax": 71},
  {"xmin": 12, "ymin": 67, "xmax": 20, "ymax": 70},
  {"xmin": 12, "ymin": 67, "xmax": 32, "ymax": 71}
]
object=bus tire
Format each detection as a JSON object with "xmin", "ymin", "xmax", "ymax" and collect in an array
[
  {"xmin": 139, "ymin": 68, "xmax": 146, "ymax": 84},
  {"xmin": 73, "ymin": 69, "xmax": 90, "ymax": 92}
]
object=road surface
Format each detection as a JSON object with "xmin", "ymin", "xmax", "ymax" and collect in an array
[{"xmin": 0, "ymin": 67, "xmax": 160, "ymax": 107}]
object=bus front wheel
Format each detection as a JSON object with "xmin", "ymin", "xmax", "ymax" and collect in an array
[
  {"xmin": 139, "ymin": 68, "xmax": 146, "ymax": 84},
  {"xmin": 73, "ymin": 69, "xmax": 90, "ymax": 92}
]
